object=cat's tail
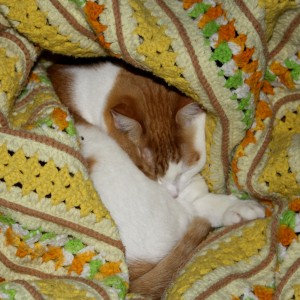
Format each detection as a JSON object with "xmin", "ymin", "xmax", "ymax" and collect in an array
[{"xmin": 128, "ymin": 217, "xmax": 211, "ymax": 299}]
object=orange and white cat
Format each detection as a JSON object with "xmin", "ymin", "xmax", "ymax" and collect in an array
[{"xmin": 48, "ymin": 61, "xmax": 265, "ymax": 298}]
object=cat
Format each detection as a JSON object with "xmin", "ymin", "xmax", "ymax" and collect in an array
[{"xmin": 48, "ymin": 61, "xmax": 265, "ymax": 298}]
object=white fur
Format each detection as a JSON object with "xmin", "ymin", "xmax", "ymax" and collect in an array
[
  {"xmin": 77, "ymin": 122, "xmax": 265, "ymax": 264},
  {"xmin": 159, "ymin": 113, "xmax": 265, "ymax": 228},
  {"xmin": 65, "ymin": 62, "xmax": 121, "ymax": 130},
  {"xmin": 158, "ymin": 113, "xmax": 206, "ymax": 197},
  {"xmin": 177, "ymin": 174, "xmax": 265, "ymax": 227},
  {"xmin": 77, "ymin": 124, "xmax": 194, "ymax": 263}
]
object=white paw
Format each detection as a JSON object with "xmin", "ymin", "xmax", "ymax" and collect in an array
[{"xmin": 222, "ymin": 200, "xmax": 265, "ymax": 226}]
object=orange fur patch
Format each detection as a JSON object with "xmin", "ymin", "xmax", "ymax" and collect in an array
[{"xmin": 104, "ymin": 65, "xmax": 203, "ymax": 179}]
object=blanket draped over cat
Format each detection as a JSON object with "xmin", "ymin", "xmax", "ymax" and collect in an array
[{"xmin": 0, "ymin": 0, "xmax": 299, "ymax": 299}]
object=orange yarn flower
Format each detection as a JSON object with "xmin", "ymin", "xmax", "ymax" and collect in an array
[
  {"xmin": 269, "ymin": 61, "xmax": 295, "ymax": 89},
  {"xmin": 253, "ymin": 285, "xmax": 274, "ymax": 300},
  {"xmin": 256, "ymin": 100, "xmax": 272, "ymax": 120},
  {"xmin": 84, "ymin": 1, "xmax": 111, "ymax": 49},
  {"xmin": 279, "ymin": 71, "xmax": 295, "ymax": 89},
  {"xmin": 16, "ymin": 241, "xmax": 32, "ymax": 258},
  {"xmin": 230, "ymin": 34, "xmax": 247, "ymax": 52},
  {"xmin": 51, "ymin": 108, "xmax": 68, "ymax": 131},
  {"xmin": 256, "ymin": 199, "xmax": 273, "ymax": 218},
  {"xmin": 231, "ymin": 158, "xmax": 242, "ymax": 188},
  {"xmin": 42, "ymin": 246, "xmax": 64, "ymax": 270},
  {"xmin": 270, "ymin": 61, "xmax": 287, "ymax": 76},
  {"xmin": 100, "ymin": 261, "xmax": 121, "ymax": 277},
  {"xmin": 233, "ymin": 48, "xmax": 255, "ymax": 68},
  {"xmin": 242, "ymin": 60, "xmax": 258, "ymax": 74},
  {"xmin": 241, "ymin": 130, "xmax": 256, "ymax": 148},
  {"xmin": 265, "ymin": 207, "xmax": 272, "ymax": 217},
  {"xmin": 261, "ymin": 80, "xmax": 274, "ymax": 95},
  {"xmin": 245, "ymin": 70, "xmax": 262, "ymax": 100},
  {"xmin": 198, "ymin": 5, "xmax": 224, "ymax": 28},
  {"xmin": 29, "ymin": 72, "xmax": 40, "ymax": 83},
  {"xmin": 218, "ymin": 20, "xmax": 235, "ymax": 44},
  {"xmin": 231, "ymin": 129, "xmax": 256, "ymax": 187},
  {"xmin": 68, "ymin": 251, "xmax": 95, "ymax": 275},
  {"xmin": 289, "ymin": 198, "xmax": 300, "ymax": 212},
  {"xmin": 278, "ymin": 224, "xmax": 297, "ymax": 246},
  {"xmin": 253, "ymin": 100, "xmax": 272, "ymax": 131},
  {"xmin": 5, "ymin": 227, "xmax": 21, "ymax": 247}
]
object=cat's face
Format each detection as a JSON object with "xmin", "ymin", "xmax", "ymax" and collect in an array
[{"xmin": 104, "ymin": 67, "xmax": 206, "ymax": 197}]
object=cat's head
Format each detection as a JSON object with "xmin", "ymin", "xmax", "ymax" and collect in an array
[{"xmin": 105, "ymin": 68, "xmax": 206, "ymax": 197}]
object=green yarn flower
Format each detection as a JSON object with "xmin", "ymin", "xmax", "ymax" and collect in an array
[
  {"xmin": 211, "ymin": 42, "xmax": 232, "ymax": 64},
  {"xmin": 242, "ymin": 109, "xmax": 254, "ymax": 129},
  {"xmin": 203, "ymin": 21, "xmax": 220, "ymax": 38},
  {"xmin": 285, "ymin": 59, "xmax": 300, "ymax": 81},
  {"xmin": 188, "ymin": 3, "xmax": 211, "ymax": 18},
  {"xmin": 264, "ymin": 69, "xmax": 276, "ymax": 82},
  {"xmin": 68, "ymin": 0, "xmax": 86, "ymax": 7},
  {"xmin": 224, "ymin": 70, "xmax": 243, "ymax": 89},
  {"xmin": 280, "ymin": 210, "xmax": 296, "ymax": 229},
  {"xmin": 103, "ymin": 276, "xmax": 127, "ymax": 300},
  {"xmin": 65, "ymin": 238, "xmax": 85, "ymax": 254},
  {"xmin": 0, "ymin": 215, "xmax": 16, "ymax": 226},
  {"xmin": 0, "ymin": 286, "xmax": 17, "ymax": 300},
  {"xmin": 89, "ymin": 259, "xmax": 103, "ymax": 279},
  {"xmin": 40, "ymin": 232, "xmax": 56, "ymax": 242}
]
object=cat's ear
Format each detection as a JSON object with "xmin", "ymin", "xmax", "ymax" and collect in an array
[
  {"xmin": 111, "ymin": 103, "xmax": 142, "ymax": 143},
  {"xmin": 176, "ymin": 98, "xmax": 203, "ymax": 126}
]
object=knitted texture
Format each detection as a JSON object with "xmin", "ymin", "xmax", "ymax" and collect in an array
[{"xmin": 0, "ymin": 0, "xmax": 300, "ymax": 299}]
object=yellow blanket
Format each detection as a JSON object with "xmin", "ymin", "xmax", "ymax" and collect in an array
[{"xmin": 0, "ymin": 0, "xmax": 299, "ymax": 298}]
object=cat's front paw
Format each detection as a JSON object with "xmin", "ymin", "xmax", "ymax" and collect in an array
[{"xmin": 222, "ymin": 200, "xmax": 265, "ymax": 226}]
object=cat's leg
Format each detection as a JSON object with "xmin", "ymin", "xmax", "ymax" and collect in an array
[{"xmin": 177, "ymin": 174, "xmax": 265, "ymax": 227}]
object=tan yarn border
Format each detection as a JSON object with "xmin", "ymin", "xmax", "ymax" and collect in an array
[
  {"xmin": 0, "ymin": 23, "xmax": 8, "ymax": 31},
  {"xmin": 193, "ymin": 198, "xmax": 283, "ymax": 299},
  {"xmin": 0, "ymin": 31, "xmax": 34, "ymax": 86},
  {"xmin": 0, "ymin": 112, "xmax": 8, "ymax": 127},
  {"xmin": 0, "ymin": 197, "xmax": 125, "ymax": 252},
  {"xmin": 0, "ymin": 252, "xmax": 110, "ymax": 300},
  {"xmin": 274, "ymin": 257, "xmax": 300, "ymax": 299},
  {"xmin": 246, "ymin": 94, "xmax": 300, "ymax": 200},
  {"xmin": 12, "ymin": 280, "xmax": 44, "ymax": 300},
  {"xmin": 234, "ymin": 0, "xmax": 269, "ymax": 64},
  {"xmin": 49, "ymin": 0, "xmax": 97, "ymax": 41},
  {"xmin": 111, "ymin": 0, "xmax": 148, "ymax": 71},
  {"xmin": 269, "ymin": 12, "xmax": 300, "ymax": 58},
  {"xmin": 155, "ymin": 0, "xmax": 231, "ymax": 187},
  {"xmin": 0, "ymin": 127, "xmax": 87, "ymax": 167}
]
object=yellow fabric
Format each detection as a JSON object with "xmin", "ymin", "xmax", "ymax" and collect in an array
[
  {"xmin": 0, "ymin": 144, "xmax": 110, "ymax": 220},
  {"xmin": 0, "ymin": 48, "xmax": 22, "ymax": 113},
  {"xmin": 167, "ymin": 218, "xmax": 269, "ymax": 298},
  {"xmin": 259, "ymin": 106, "xmax": 300, "ymax": 198},
  {"xmin": 129, "ymin": 0, "xmax": 196, "ymax": 99},
  {"xmin": 35, "ymin": 280, "xmax": 97, "ymax": 300},
  {"xmin": 259, "ymin": 0, "xmax": 299, "ymax": 40}
]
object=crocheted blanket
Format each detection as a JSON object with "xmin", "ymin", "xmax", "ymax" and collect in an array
[{"xmin": 0, "ymin": 0, "xmax": 299, "ymax": 299}]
